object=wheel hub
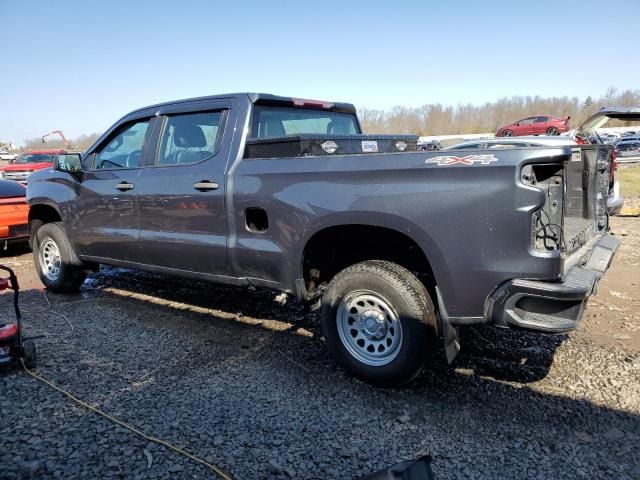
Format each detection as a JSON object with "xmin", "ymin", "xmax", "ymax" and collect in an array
[
  {"xmin": 40, "ymin": 239, "xmax": 62, "ymax": 282},
  {"xmin": 336, "ymin": 291, "xmax": 403, "ymax": 367},
  {"xmin": 361, "ymin": 310, "xmax": 387, "ymax": 338}
]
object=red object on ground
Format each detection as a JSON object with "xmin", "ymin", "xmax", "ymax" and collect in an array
[{"xmin": 0, "ymin": 323, "xmax": 17, "ymax": 339}]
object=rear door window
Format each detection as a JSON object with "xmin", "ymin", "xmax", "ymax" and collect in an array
[{"xmin": 157, "ymin": 111, "xmax": 225, "ymax": 165}]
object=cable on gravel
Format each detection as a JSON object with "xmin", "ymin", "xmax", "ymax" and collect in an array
[{"xmin": 19, "ymin": 359, "xmax": 232, "ymax": 480}]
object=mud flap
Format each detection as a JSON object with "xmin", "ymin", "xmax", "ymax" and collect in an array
[
  {"xmin": 358, "ymin": 455, "xmax": 435, "ymax": 480},
  {"xmin": 436, "ymin": 287, "xmax": 460, "ymax": 364}
]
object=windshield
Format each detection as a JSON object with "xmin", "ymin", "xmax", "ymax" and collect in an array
[
  {"xmin": 15, "ymin": 153, "xmax": 56, "ymax": 164},
  {"xmin": 251, "ymin": 106, "xmax": 359, "ymax": 138}
]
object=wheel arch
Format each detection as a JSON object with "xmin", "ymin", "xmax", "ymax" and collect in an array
[
  {"xmin": 28, "ymin": 203, "xmax": 87, "ymax": 267},
  {"xmin": 298, "ymin": 214, "xmax": 451, "ymax": 301},
  {"xmin": 28, "ymin": 202, "xmax": 63, "ymax": 240}
]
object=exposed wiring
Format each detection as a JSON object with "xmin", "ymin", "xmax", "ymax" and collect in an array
[
  {"xmin": 536, "ymin": 208, "xmax": 565, "ymax": 251},
  {"xmin": 19, "ymin": 359, "xmax": 232, "ymax": 480}
]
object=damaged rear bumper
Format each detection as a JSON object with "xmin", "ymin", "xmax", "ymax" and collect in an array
[{"xmin": 484, "ymin": 234, "xmax": 620, "ymax": 333}]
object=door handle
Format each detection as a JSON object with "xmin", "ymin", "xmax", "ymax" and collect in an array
[
  {"xmin": 115, "ymin": 181, "xmax": 134, "ymax": 191},
  {"xmin": 193, "ymin": 181, "xmax": 219, "ymax": 191}
]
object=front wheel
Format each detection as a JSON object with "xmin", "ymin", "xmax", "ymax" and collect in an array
[
  {"xmin": 502, "ymin": 129, "xmax": 513, "ymax": 137},
  {"xmin": 33, "ymin": 222, "xmax": 86, "ymax": 292},
  {"xmin": 320, "ymin": 260, "xmax": 438, "ymax": 386}
]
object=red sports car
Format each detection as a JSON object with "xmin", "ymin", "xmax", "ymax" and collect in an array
[{"xmin": 496, "ymin": 115, "xmax": 570, "ymax": 137}]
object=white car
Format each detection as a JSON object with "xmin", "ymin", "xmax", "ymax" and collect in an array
[{"xmin": 0, "ymin": 149, "xmax": 18, "ymax": 162}]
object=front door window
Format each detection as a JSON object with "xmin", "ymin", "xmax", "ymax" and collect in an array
[{"xmin": 94, "ymin": 120, "xmax": 151, "ymax": 169}]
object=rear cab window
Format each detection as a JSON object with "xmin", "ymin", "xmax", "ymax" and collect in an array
[{"xmin": 251, "ymin": 106, "xmax": 359, "ymax": 138}]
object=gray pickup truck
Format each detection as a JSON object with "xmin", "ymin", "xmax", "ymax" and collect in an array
[{"xmin": 26, "ymin": 93, "xmax": 620, "ymax": 386}]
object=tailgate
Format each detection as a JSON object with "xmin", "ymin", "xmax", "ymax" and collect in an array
[{"xmin": 561, "ymin": 145, "xmax": 612, "ymax": 268}]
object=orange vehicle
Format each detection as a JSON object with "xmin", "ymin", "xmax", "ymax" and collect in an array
[{"xmin": 0, "ymin": 179, "xmax": 29, "ymax": 250}]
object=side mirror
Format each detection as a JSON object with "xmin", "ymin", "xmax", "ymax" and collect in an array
[{"xmin": 54, "ymin": 153, "xmax": 82, "ymax": 173}]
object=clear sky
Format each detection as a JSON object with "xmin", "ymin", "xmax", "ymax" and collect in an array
[{"xmin": 1, "ymin": 0, "xmax": 639, "ymax": 144}]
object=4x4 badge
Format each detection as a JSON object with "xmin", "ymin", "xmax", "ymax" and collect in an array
[{"xmin": 425, "ymin": 154, "xmax": 498, "ymax": 166}]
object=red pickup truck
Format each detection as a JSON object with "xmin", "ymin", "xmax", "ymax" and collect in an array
[{"xmin": 0, "ymin": 149, "xmax": 66, "ymax": 184}]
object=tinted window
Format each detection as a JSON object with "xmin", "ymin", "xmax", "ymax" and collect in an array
[
  {"xmin": 536, "ymin": 116, "xmax": 549, "ymax": 123},
  {"xmin": 15, "ymin": 154, "xmax": 56, "ymax": 164},
  {"xmin": 519, "ymin": 118, "xmax": 535, "ymax": 125},
  {"xmin": 94, "ymin": 120, "xmax": 151, "ymax": 169},
  {"xmin": 158, "ymin": 111, "xmax": 224, "ymax": 165},
  {"xmin": 252, "ymin": 106, "xmax": 358, "ymax": 138}
]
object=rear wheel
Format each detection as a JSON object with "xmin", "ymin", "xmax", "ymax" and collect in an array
[
  {"xmin": 546, "ymin": 126, "xmax": 559, "ymax": 135},
  {"xmin": 321, "ymin": 260, "xmax": 438, "ymax": 386},
  {"xmin": 33, "ymin": 222, "xmax": 86, "ymax": 292},
  {"xmin": 502, "ymin": 129, "xmax": 513, "ymax": 137}
]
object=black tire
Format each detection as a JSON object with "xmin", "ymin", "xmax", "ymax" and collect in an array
[
  {"xmin": 22, "ymin": 340, "xmax": 37, "ymax": 369},
  {"xmin": 502, "ymin": 129, "xmax": 513, "ymax": 137},
  {"xmin": 546, "ymin": 126, "xmax": 559, "ymax": 135},
  {"xmin": 33, "ymin": 222, "xmax": 86, "ymax": 292},
  {"xmin": 320, "ymin": 260, "xmax": 438, "ymax": 387}
]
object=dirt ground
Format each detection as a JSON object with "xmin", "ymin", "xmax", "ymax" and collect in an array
[{"xmin": 578, "ymin": 204, "xmax": 640, "ymax": 353}]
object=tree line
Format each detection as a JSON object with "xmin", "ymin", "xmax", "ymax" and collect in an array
[
  {"xmin": 21, "ymin": 133, "xmax": 101, "ymax": 152},
  {"xmin": 358, "ymin": 88, "xmax": 640, "ymax": 135}
]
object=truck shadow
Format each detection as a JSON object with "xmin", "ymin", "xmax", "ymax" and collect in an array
[
  {"xmin": 86, "ymin": 266, "xmax": 564, "ymax": 384},
  {"xmin": 451, "ymin": 325, "xmax": 566, "ymax": 383}
]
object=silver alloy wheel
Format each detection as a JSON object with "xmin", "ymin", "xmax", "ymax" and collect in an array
[
  {"xmin": 336, "ymin": 291, "xmax": 403, "ymax": 366},
  {"xmin": 503, "ymin": 130, "xmax": 513, "ymax": 137},
  {"xmin": 40, "ymin": 238, "xmax": 62, "ymax": 281}
]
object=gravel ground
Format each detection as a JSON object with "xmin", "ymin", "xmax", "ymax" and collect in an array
[{"xmin": 0, "ymin": 218, "xmax": 639, "ymax": 479}]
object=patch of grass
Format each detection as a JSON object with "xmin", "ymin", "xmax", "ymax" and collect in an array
[{"xmin": 617, "ymin": 165, "xmax": 640, "ymax": 196}]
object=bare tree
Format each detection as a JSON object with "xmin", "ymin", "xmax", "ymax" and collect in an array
[
  {"xmin": 358, "ymin": 89, "xmax": 640, "ymax": 135},
  {"xmin": 22, "ymin": 132, "xmax": 101, "ymax": 152}
]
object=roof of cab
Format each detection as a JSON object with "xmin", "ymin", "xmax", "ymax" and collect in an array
[{"xmin": 127, "ymin": 93, "xmax": 357, "ymax": 116}]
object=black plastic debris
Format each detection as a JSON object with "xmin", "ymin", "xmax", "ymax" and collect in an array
[{"xmin": 358, "ymin": 455, "xmax": 436, "ymax": 480}]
